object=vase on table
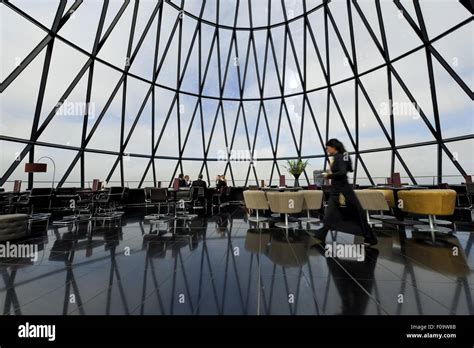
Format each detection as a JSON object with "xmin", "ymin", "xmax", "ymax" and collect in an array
[{"xmin": 293, "ymin": 173, "xmax": 301, "ymax": 188}]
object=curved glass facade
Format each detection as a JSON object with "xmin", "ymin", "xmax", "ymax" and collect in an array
[{"xmin": 1, "ymin": 0, "xmax": 473, "ymax": 189}]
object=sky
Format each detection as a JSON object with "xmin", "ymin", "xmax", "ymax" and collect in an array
[{"xmin": 0, "ymin": 0, "xmax": 473, "ymax": 188}]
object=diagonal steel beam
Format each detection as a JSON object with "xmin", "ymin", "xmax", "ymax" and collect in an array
[
  {"xmin": 27, "ymin": 0, "xmax": 68, "ymax": 188},
  {"xmin": 394, "ymin": 0, "xmax": 473, "ymax": 100},
  {"xmin": 413, "ymin": 0, "xmax": 444, "ymax": 183},
  {"xmin": 0, "ymin": 0, "xmax": 83, "ymax": 93},
  {"xmin": 79, "ymin": 0, "xmax": 109, "ymax": 188}
]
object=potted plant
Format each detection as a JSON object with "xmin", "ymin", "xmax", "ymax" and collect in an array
[{"xmin": 284, "ymin": 159, "xmax": 309, "ymax": 187}]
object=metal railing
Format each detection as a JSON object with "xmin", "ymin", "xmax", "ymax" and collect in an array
[{"xmin": 2, "ymin": 174, "xmax": 471, "ymax": 191}]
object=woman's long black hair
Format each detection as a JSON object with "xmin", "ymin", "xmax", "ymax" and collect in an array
[{"xmin": 326, "ymin": 138, "xmax": 353, "ymax": 172}]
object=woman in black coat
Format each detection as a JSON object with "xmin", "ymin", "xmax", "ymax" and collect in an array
[{"xmin": 316, "ymin": 139, "xmax": 378, "ymax": 246}]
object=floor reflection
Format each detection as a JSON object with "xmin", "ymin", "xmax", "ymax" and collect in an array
[{"xmin": 0, "ymin": 207, "xmax": 472, "ymax": 315}]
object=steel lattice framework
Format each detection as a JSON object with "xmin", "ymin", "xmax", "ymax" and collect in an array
[{"xmin": 0, "ymin": 0, "xmax": 473, "ymax": 189}]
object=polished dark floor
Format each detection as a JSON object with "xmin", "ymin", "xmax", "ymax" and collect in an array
[{"xmin": 1, "ymin": 206, "xmax": 473, "ymax": 315}]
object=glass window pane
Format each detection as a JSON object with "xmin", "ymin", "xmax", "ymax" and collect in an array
[
  {"xmin": 397, "ymin": 145, "xmax": 438, "ymax": 185},
  {"xmin": 1, "ymin": 6, "xmax": 45, "ymax": 81},
  {"xmin": 84, "ymin": 152, "xmax": 117, "ymax": 186},
  {"xmin": 9, "ymin": 0, "xmax": 58, "ymax": 28},
  {"xmin": 445, "ymin": 140, "xmax": 474, "ymax": 182},
  {"xmin": 358, "ymin": 150, "xmax": 392, "ymax": 185},
  {"xmin": 420, "ymin": 0, "xmax": 472, "ymax": 39},
  {"xmin": 0, "ymin": 48, "xmax": 47, "ymax": 140},
  {"xmin": 0, "ymin": 141, "xmax": 27, "ymax": 191},
  {"xmin": 96, "ymin": 2, "xmax": 134, "ymax": 68},
  {"xmin": 57, "ymin": 0, "xmax": 102, "ymax": 53}
]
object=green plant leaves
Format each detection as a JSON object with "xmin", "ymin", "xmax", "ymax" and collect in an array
[{"xmin": 284, "ymin": 159, "xmax": 309, "ymax": 175}]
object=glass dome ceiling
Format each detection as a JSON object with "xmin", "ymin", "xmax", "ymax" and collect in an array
[{"xmin": 0, "ymin": 0, "xmax": 473, "ymax": 189}]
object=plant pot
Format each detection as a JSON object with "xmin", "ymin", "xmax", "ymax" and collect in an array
[{"xmin": 293, "ymin": 173, "xmax": 301, "ymax": 187}]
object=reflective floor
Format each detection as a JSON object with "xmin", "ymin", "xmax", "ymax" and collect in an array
[{"xmin": 1, "ymin": 207, "xmax": 473, "ymax": 315}]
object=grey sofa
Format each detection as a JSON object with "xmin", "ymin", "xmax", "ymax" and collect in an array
[{"xmin": 0, "ymin": 214, "xmax": 28, "ymax": 241}]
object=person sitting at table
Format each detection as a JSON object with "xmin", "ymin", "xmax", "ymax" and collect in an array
[
  {"xmin": 216, "ymin": 175, "xmax": 228, "ymax": 190},
  {"xmin": 192, "ymin": 174, "xmax": 207, "ymax": 188},
  {"xmin": 215, "ymin": 175, "xmax": 221, "ymax": 187},
  {"xmin": 178, "ymin": 174, "xmax": 187, "ymax": 188},
  {"xmin": 184, "ymin": 175, "xmax": 191, "ymax": 187}
]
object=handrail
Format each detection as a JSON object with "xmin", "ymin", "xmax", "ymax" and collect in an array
[{"xmin": 3, "ymin": 174, "xmax": 471, "ymax": 188}]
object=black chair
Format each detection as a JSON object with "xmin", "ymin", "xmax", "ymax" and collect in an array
[
  {"xmin": 211, "ymin": 187, "xmax": 224, "ymax": 214},
  {"xmin": 121, "ymin": 187, "xmax": 129, "ymax": 202},
  {"xmin": 95, "ymin": 187, "xmax": 124, "ymax": 215},
  {"xmin": 211, "ymin": 186, "xmax": 231, "ymax": 214},
  {"xmin": 74, "ymin": 189, "xmax": 94, "ymax": 214},
  {"xmin": 222, "ymin": 186, "xmax": 232, "ymax": 205},
  {"xmin": 457, "ymin": 183, "xmax": 474, "ymax": 215},
  {"xmin": 467, "ymin": 183, "xmax": 474, "ymax": 203},
  {"xmin": 441, "ymin": 182, "xmax": 473, "ymax": 211},
  {"xmin": 177, "ymin": 189, "xmax": 198, "ymax": 220},
  {"xmin": 0, "ymin": 190, "xmax": 9, "ymax": 213},
  {"xmin": 51, "ymin": 187, "xmax": 80, "ymax": 213},
  {"xmin": 14, "ymin": 188, "xmax": 53, "ymax": 214},
  {"xmin": 145, "ymin": 188, "xmax": 170, "ymax": 220},
  {"xmin": 188, "ymin": 186, "xmax": 207, "ymax": 215},
  {"xmin": 93, "ymin": 187, "xmax": 124, "ymax": 228},
  {"xmin": 123, "ymin": 188, "xmax": 147, "ymax": 208}
]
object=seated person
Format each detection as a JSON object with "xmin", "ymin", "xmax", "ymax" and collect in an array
[
  {"xmin": 178, "ymin": 173, "xmax": 187, "ymax": 188},
  {"xmin": 216, "ymin": 175, "xmax": 228, "ymax": 190},
  {"xmin": 184, "ymin": 175, "xmax": 191, "ymax": 187},
  {"xmin": 192, "ymin": 174, "xmax": 207, "ymax": 188}
]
